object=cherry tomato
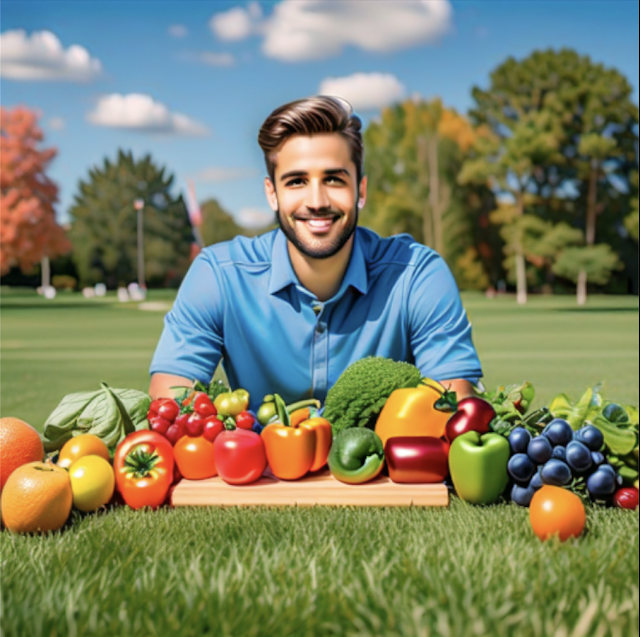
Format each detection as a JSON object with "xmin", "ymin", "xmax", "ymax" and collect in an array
[
  {"xmin": 58, "ymin": 434, "xmax": 111, "ymax": 469},
  {"xmin": 165, "ymin": 424, "xmax": 180, "ymax": 445},
  {"xmin": 174, "ymin": 435, "xmax": 217, "ymax": 480},
  {"xmin": 150, "ymin": 416, "xmax": 171, "ymax": 436},
  {"xmin": 193, "ymin": 393, "xmax": 217, "ymax": 418},
  {"xmin": 157, "ymin": 399, "xmax": 180, "ymax": 422},
  {"xmin": 148, "ymin": 398, "xmax": 166, "ymax": 417},
  {"xmin": 529, "ymin": 486, "xmax": 586, "ymax": 541},
  {"xmin": 68, "ymin": 455, "xmax": 115, "ymax": 512},
  {"xmin": 186, "ymin": 413, "xmax": 204, "ymax": 437},
  {"xmin": 203, "ymin": 416, "xmax": 224, "ymax": 442},
  {"xmin": 614, "ymin": 487, "xmax": 639, "ymax": 510},
  {"xmin": 235, "ymin": 411, "xmax": 256, "ymax": 430}
]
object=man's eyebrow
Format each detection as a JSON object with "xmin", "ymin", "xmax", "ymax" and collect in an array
[{"xmin": 279, "ymin": 168, "xmax": 351, "ymax": 182}]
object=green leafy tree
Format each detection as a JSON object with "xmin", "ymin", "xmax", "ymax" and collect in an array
[
  {"xmin": 68, "ymin": 150, "xmax": 193, "ymax": 288},
  {"xmin": 625, "ymin": 170, "xmax": 639, "ymax": 242},
  {"xmin": 468, "ymin": 48, "xmax": 638, "ymax": 300},
  {"xmin": 362, "ymin": 98, "xmax": 496, "ymax": 290},
  {"xmin": 200, "ymin": 198, "xmax": 247, "ymax": 246}
]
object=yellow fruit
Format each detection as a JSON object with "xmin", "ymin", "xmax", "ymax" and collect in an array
[
  {"xmin": 0, "ymin": 417, "xmax": 44, "ymax": 491},
  {"xmin": 58, "ymin": 434, "xmax": 111, "ymax": 469},
  {"xmin": 1, "ymin": 461, "xmax": 72, "ymax": 533},
  {"xmin": 69, "ymin": 455, "xmax": 115, "ymax": 512}
]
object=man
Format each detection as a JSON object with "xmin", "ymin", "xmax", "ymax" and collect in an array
[{"xmin": 149, "ymin": 96, "xmax": 482, "ymax": 409}]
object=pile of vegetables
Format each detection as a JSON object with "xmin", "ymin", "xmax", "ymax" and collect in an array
[{"xmin": 4, "ymin": 355, "xmax": 633, "ymax": 539}]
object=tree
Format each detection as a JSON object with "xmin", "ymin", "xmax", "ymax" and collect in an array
[
  {"xmin": 0, "ymin": 106, "xmax": 71, "ymax": 276},
  {"xmin": 468, "ymin": 48, "xmax": 638, "ymax": 301},
  {"xmin": 362, "ymin": 98, "xmax": 496, "ymax": 290},
  {"xmin": 68, "ymin": 150, "xmax": 193, "ymax": 288},
  {"xmin": 200, "ymin": 198, "xmax": 247, "ymax": 246}
]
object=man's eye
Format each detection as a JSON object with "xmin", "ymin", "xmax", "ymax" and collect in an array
[
  {"xmin": 326, "ymin": 176, "xmax": 345, "ymax": 184},
  {"xmin": 286, "ymin": 178, "xmax": 304, "ymax": 186}
]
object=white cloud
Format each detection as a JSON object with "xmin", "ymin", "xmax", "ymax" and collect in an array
[
  {"xmin": 87, "ymin": 94, "xmax": 210, "ymax": 137},
  {"xmin": 210, "ymin": 2, "xmax": 263, "ymax": 41},
  {"xmin": 48, "ymin": 117, "xmax": 66, "ymax": 131},
  {"xmin": 261, "ymin": 0, "xmax": 453, "ymax": 62},
  {"xmin": 319, "ymin": 73, "xmax": 406, "ymax": 111},
  {"xmin": 194, "ymin": 167, "xmax": 259, "ymax": 182},
  {"xmin": 168, "ymin": 24, "xmax": 188, "ymax": 38},
  {"xmin": 196, "ymin": 52, "xmax": 236, "ymax": 67},
  {"xmin": 236, "ymin": 207, "xmax": 274, "ymax": 228},
  {"xmin": 0, "ymin": 29, "xmax": 102, "ymax": 81}
]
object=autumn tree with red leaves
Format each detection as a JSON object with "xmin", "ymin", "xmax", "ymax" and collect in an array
[{"xmin": 0, "ymin": 106, "xmax": 71, "ymax": 276}]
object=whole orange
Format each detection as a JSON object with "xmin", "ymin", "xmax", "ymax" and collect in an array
[
  {"xmin": 1, "ymin": 461, "xmax": 72, "ymax": 533},
  {"xmin": 58, "ymin": 433, "xmax": 111, "ymax": 469},
  {"xmin": 0, "ymin": 417, "xmax": 45, "ymax": 491},
  {"xmin": 529, "ymin": 485, "xmax": 586, "ymax": 542}
]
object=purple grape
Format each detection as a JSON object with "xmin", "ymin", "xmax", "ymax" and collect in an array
[
  {"xmin": 575, "ymin": 425, "xmax": 604, "ymax": 452},
  {"xmin": 529, "ymin": 472, "xmax": 544, "ymax": 491},
  {"xmin": 552, "ymin": 446, "xmax": 567, "ymax": 461},
  {"xmin": 527, "ymin": 437, "xmax": 553, "ymax": 464},
  {"xmin": 541, "ymin": 459, "xmax": 572, "ymax": 486},
  {"xmin": 511, "ymin": 483, "xmax": 536, "ymax": 507},
  {"xmin": 587, "ymin": 468, "xmax": 617, "ymax": 499},
  {"xmin": 508, "ymin": 453, "xmax": 536, "ymax": 483},
  {"xmin": 566, "ymin": 441, "xmax": 593, "ymax": 473},
  {"xmin": 542, "ymin": 419, "xmax": 574, "ymax": 446},
  {"xmin": 509, "ymin": 427, "xmax": 532, "ymax": 454},
  {"xmin": 590, "ymin": 451, "xmax": 605, "ymax": 467}
]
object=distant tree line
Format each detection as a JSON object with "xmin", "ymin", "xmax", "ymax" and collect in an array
[{"xmin": 1, "ymin": 48, "xmax": 637, "ymax": 301}]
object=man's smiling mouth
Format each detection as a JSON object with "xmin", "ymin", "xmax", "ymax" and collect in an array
[{"xmin": 293, "ymin": 214, "xmax": 341, "ymax": 234}]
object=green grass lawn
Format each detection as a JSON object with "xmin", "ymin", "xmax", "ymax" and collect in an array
[{"xmin": 1, "ymin": 289, "xmax": 639, "ymax": 637}]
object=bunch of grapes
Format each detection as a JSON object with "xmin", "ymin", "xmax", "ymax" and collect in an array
[{"xmin": 507, "ymin": 418, "xmax": 621, "ymax": 507}]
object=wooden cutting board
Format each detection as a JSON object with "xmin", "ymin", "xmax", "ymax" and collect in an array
[{"xmin": 170, "ymin": 469, "xmax": 449, "ymax": 507}]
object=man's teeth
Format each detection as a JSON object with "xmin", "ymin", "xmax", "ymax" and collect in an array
[{"xmin": 307, "ymin": 219, "xmax": 333, "ymax": 228}]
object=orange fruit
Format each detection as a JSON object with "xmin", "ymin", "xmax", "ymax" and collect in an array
[
  {"xmin": 58, "ymin": 433, "xmax": 111, "ymax": 469},
  {"xmin": 1, "ymin": 461, "xmax": 72, "ymax": 533},
  {"xmin": 0, "ymin": 417, "xmax": 45, "ymax": 491},
  {"xmin": 529, "ymin": 485, "xmax": 586, "ymax": 542}
]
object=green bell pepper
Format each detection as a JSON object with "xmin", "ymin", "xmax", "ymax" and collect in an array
[{"xmin": 449, "ymin": 431, "xmax": 510, "ymax": 505}]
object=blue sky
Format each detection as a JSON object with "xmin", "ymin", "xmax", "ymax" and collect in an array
[{"xmin": 2, "ymin": 0, "xmax": 638, "ymax": 228}]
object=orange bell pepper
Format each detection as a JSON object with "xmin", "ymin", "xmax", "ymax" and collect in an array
[
  {"xmin": 262, "ymin": 395, "xmax": 333, "ymax": 480},
  {"xmin": 374, "ymin": 379, "xmax": 458, "ymax": 450}
]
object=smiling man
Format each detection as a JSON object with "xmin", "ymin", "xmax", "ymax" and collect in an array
[{"xmin": 149, "ymin": 96, "xmax": 482, "ymax": 410}]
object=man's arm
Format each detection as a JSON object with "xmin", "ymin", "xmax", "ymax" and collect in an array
[
  {"xmin": 149, "ymin": 373, "xmax": 194, "ymax": 400},
  {"xmin": 441, "ymin": 378, "xmax": 476, "ymax": 400}
]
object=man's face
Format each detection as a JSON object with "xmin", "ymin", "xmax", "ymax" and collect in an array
[{"xmin": 265, "ymin": 133, "xmax": 366, "ymax": 260}]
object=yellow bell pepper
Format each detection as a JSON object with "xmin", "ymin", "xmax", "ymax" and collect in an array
[{"xmin": 374, "ymin": 379, "xmax": 458, "ymax": 450}]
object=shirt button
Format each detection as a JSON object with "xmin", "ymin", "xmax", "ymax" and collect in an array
[{"xmin": 316, "ymin": 322, "xmax": 327, "ymax": 333}]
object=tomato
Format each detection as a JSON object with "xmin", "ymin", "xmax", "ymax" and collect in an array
[
  {"xmin": 235, "ymin": 411, "xmax": 256, "ymax": 430},
  {"xmin": 193, "ymin": 393, "xmax": 217, "ymax": 418},
  {"xmin": 58, "ymin": 434, "xmax": 111, "ymax": 469},
  {"xmin": 174, "ymin": 435, "xmax": 217, "ymax": 480},
  {"xmin": 113, "ymin": 431, "xmax": 174, "ymax": 510},
  {"xmin": 157, "ymin": 399, "xmax": 180, "ymax": 422},
  {"xmin": 214, "ymin": 429, "xmax": 267, "ymax": 485},
  {"xmin": 529, "ymin": 486, "xmax": 586, "ymax": 542},
  {"xmin": 68, "ymin": 455, "xmax": 115, "ymax": 512},
  {"xmin": 186, "ymin": 412, "xmax": 204, "ymax": 437},
  {"xmin": 614, "ymin": 487, "xmax": 639, "ymax": 510},
  {"xmin": 203, "ymin": 416, "xmax": 224, "ymax": 442}
]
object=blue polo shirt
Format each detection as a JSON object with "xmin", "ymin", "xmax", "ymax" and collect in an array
[{"xmin": 150, "ymin": 226, "xmax": 482, "ymax": 411}]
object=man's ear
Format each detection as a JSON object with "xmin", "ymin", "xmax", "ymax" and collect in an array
[
  {"xmin": 264, "ymin": 177, "xmax": 278, "ymax": 212},
  {"xmin": 357, "ymin": 175, "xmax": 368, "ymax": 209}
]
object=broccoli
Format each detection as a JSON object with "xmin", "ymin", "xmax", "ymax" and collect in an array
[{"xmin": 323, "ymin": 357, "xmax": 424, "ymax": 434}]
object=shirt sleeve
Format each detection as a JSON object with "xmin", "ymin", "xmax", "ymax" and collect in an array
[
  {"xmin": 149, "ymin": 252, "xmax": 225, "ymax": 383},
  {"xmin": 406, "ymin": 252, "xmax": 483, "ymax": 384}
]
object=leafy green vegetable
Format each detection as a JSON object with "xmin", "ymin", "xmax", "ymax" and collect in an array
[
  {"xmin": 548, "ymin": 384, "xmax": 604, "ymax": 430},
  {"xmin": 323, "ymin": 357, "xmax": 423, "ymax": 433},
  {"xmin": 42, "ymin": 383, "xmax": 150, "ymax": 452}
]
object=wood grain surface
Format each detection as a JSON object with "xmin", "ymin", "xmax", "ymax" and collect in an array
[{"xmin": 171, "ymin": 469, "xmax": 449, "ymax": 507}]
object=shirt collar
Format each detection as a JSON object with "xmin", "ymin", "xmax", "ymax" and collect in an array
[{"xmin": 268, "ymin": 227, "xmax": 369, "ymax": 297}]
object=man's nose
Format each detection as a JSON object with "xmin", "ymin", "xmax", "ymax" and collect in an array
[{"xmin": 305, "ymin": 179, "xmax": 331, "ymax": 211}]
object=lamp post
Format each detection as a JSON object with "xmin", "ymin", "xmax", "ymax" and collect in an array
[{"xmin": 134, "ymin": 198, "xmax": 146, "ymax": 289}]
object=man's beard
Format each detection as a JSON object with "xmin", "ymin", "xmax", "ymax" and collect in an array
[{"xmin": 276, "ymin": 205, "xmax": 358, "ymax": 260}]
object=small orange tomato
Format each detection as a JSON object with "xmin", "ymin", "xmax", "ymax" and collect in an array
[
  {"xmin": 173, "ymin": 435, "xmax": 217, "ymax": 480},
  {"xmin": 529, "ymin": 486, "xmax": 586, "ymax": 542},
  {"xmin": 58, "ymin": 434, "xmax": 111, "ymax": 469}
]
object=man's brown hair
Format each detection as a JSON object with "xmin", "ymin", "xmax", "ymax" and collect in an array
[{"xmin": 258, "ymin": 96, "xmax": 364, "ymax": 185}]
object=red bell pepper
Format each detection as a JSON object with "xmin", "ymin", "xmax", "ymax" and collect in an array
[
  {"xmin": 213, "ymin": 428, "xmax": 267, "ymax": 485},
  {"xmin": 113, "ymin": 430, "xmax": 175, "ymax": 509},
  {"xmin": 385, "ymin": 436, "xmax": 450, "ymax": 483},
  {"xmin": 445, "ymin": 397, "xmax": 496, "ymax": 444}
]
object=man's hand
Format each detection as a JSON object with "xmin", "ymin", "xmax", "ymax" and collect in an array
[
  {"xmin": 440, "ymin": 379, "xmax": 476, "ymax": 400},
  {"xmin": 149, "ymin": 373, "xmax": 194, "ymax": 400}
]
